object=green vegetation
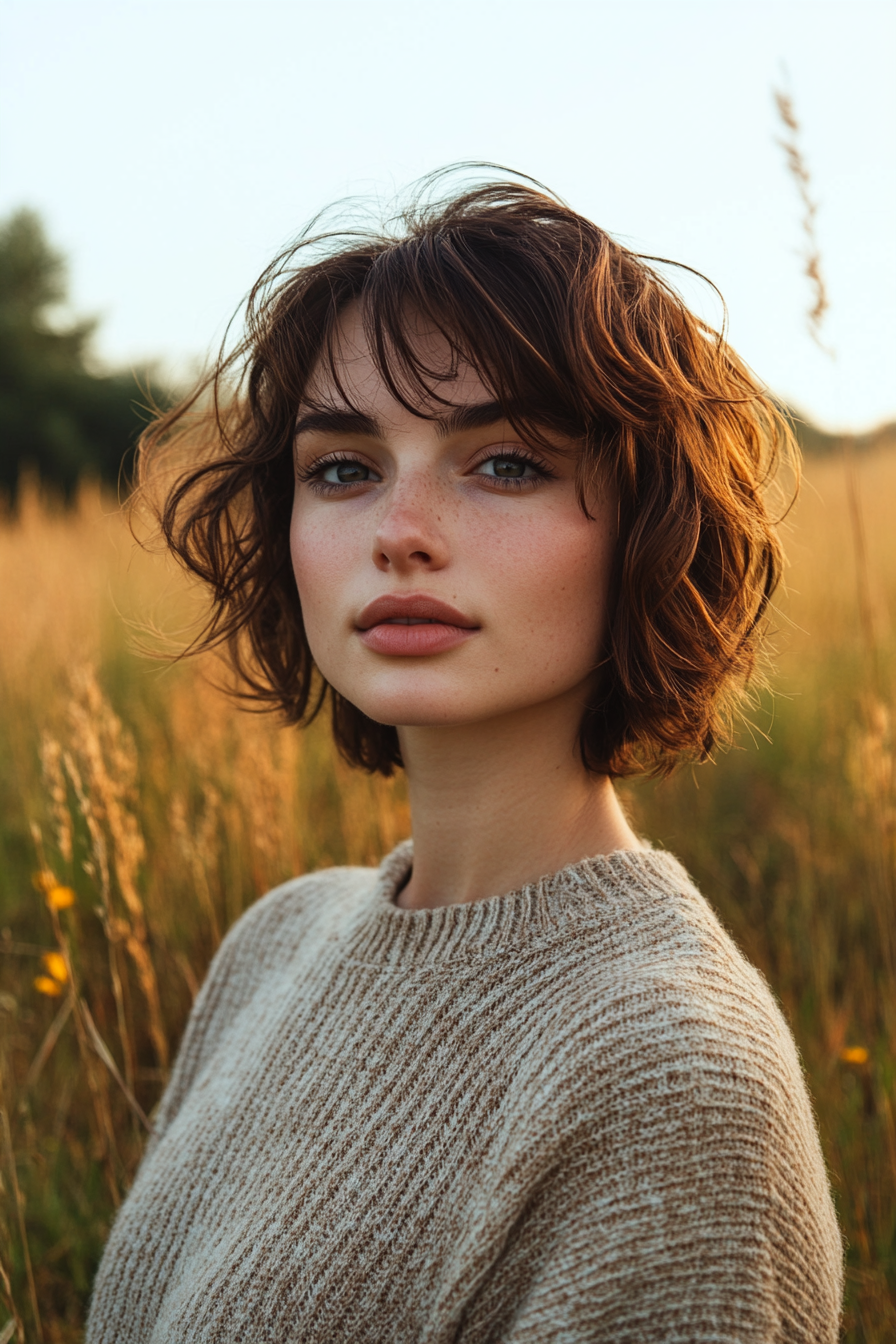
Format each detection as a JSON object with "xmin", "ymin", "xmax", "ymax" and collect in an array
[
  {"xmin": 786, "ymin": 408, "xmax": 896, "ymax": 459},
  {"xmin": 0, "ymin": 210, "xmax": 168, "ymax": 499}
]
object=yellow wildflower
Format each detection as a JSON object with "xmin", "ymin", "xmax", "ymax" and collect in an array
[
  {"xmin": 34, "ymin": 974, "xmax": 64, "ymax": 998},
  {"xmin": 839, "ymin": 1046, "xmax": 869, "ymax": 1066},
  {"xmin": 46, "ymin": 884, "xmax": 76, "ymax": 910},
  {"xmin": 41, "ymin": 951, "xmax": 68, "ymax": 983}
]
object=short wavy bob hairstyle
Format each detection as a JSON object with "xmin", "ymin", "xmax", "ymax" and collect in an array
[{"xmin": 136, "ymin": 170, "xmax": 794, "ymax": 778}]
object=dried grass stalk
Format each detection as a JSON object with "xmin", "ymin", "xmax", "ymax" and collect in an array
[
  {"xmin": 64, "ymin": 666, "xmax": 169, "ymax": 1073},
  {"xmin": 0, "ymin": 1103, "xmax": 41, "ymax": 1343},
  {"xmin": 773, "ymin": 86, "xmax": 831, "ymax": 352}
]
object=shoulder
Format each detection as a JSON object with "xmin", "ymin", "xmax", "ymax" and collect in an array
[
  {"xmin": 524, "ymin": 848, "xmax": 838, "ymax": 1218},
  {"xmin": 187, "ymin": 860, "xmax": 381, "ymax": 1025},
  {"xmin": 517, "ymin": 852, "xmax": 843, "ymax": 1334},
  {"xmin": 544, "ymin": 849, "xmax": 795, "ymax": 1067},
  {"xmin": 212, "ymin": 861, "xmax": 378, "ymax": 981}
]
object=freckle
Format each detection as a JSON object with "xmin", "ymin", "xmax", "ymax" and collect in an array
[{"xmin": 494, "ymin": 667, "xmax": 499, "ymax": 673}]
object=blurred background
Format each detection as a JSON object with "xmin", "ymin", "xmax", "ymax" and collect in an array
[{"xmin": 1, "ymin": 1, "xmax": 894, "ymax": 1340}]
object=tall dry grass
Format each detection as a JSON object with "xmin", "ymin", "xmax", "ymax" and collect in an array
[{"xmin": 0, "ymin": 451, "xmax": 894, "ymax": 1340}]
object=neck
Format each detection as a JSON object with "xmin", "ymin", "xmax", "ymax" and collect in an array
[{"xmin": 395, "ymin": 692, "xmax": 641, "ymax": 910}]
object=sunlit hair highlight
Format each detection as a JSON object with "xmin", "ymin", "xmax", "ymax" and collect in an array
[{"xmin": 134, "ymin": 169, "xmax": 795, "ymax": 777}]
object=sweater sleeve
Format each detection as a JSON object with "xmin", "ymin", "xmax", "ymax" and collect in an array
[{"xmin": 460, "ymin": 969, "xmax": 843, "ymax": 1344}]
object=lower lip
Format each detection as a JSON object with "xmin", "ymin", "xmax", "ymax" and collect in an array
[{"xmin": 358, "ymin": 623, "xmax": 478, "ymax": 656}]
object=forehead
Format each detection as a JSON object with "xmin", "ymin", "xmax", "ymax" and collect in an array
[{"xmin": 302, "ymin": 300, "xmax": 491, "ymax": 416}]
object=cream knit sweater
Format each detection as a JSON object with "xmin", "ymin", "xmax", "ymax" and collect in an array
[{"xmin": 87, "ymin": 843, "xmax": 842, "ymax": 1342}]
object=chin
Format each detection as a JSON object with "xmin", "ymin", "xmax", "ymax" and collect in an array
[
  {"xmin": 329, "ymin": 671, "xmax": 492, "ymax": 729},
  {"xmin": 336, "ymin": 671, "xmax": 561, "ymax": 732},
  {"xmin": 351, "ymin": 694, "xmax": 480, "ymax": 730}
]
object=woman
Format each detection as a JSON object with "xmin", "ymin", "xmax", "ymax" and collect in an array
[{"xmin": 87, "ymin": 176, "xmax": 843, "ymax": 1341}]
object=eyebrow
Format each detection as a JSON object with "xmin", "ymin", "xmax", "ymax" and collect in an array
[{"xmin": 293, "ymin": 400, "xmax": 509, "ymax": 440}]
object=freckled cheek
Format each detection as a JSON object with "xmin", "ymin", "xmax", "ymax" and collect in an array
[
  {"xmin": 290, "ymin": 516, "xmax": 363, "ymax": 638},
  {"xmin": 490, "ymin": 518, "xmax": 612, "ymax": 656}
]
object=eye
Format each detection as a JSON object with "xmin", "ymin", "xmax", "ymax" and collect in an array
[
  {"xmin": 473, "ymin": 453, "xmax": 544, "ymax": 483},
  {"xmin": 320, "ymin": 459, "xmax": 373, "ymax": 484},
  {"xmin": 296, "ymin": 453, "xmax": 383, "ymax": 495},
  {"xmin": 470, "ymin": 451, "xmax": 553, "ymax": 489}
]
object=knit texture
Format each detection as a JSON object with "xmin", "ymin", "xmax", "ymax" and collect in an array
[{"xmin": 87, "ymin": 843, "xmax": 843, "ymax": 1342}]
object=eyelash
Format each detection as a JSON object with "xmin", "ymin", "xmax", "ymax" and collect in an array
[
  {"xmin": 294, "ymin": 453, "xmax": 373, "ymax": 496},
  {"xmin": 477, "ymin": 448, "xmax": 557, "ymax": 489},
  {"xmin": 295, "ymin": 448, "xmax": 557, "ymax": 494}
]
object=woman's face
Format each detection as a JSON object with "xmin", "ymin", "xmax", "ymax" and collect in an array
[{"xmin": 290, "ymin": 305, "xmax": 616, "ymax": 733}]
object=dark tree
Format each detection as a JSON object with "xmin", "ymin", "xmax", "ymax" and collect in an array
[{"xmin": 0, "ymin": 208, "xmax": 161, "ymax": 497}]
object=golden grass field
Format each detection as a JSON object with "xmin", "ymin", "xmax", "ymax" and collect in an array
[{"xmin": 0, "ymin": 448, "xmax": 894, "ymax": 1341}]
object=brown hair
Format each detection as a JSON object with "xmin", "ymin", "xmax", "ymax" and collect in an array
[{"xmin": 136, "ymin": 171, "xmax": 794, "ymax": 777}]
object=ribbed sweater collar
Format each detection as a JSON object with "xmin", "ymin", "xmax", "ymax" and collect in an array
[{"xmin": 339, "ymin": 841, "xmax": 693, "ymax": 970}]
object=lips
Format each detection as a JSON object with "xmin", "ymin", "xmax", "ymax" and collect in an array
[{"xmin": 356, "ymin": 593, "xmax": 480, "ymax": 656}]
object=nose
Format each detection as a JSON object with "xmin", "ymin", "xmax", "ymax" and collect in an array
[{"xmin": 373, "ymin": 479, "xmax": 451, "ymax": 575}]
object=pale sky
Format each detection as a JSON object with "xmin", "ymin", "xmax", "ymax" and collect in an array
[{"xmin": 1, "ymin": 0, "xmax": 894, "ymax": 431}]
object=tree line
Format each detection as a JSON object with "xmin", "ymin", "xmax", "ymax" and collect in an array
[{"xmin": 0, "ymin": 208, "xmax": 168, "ymax": 499}]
